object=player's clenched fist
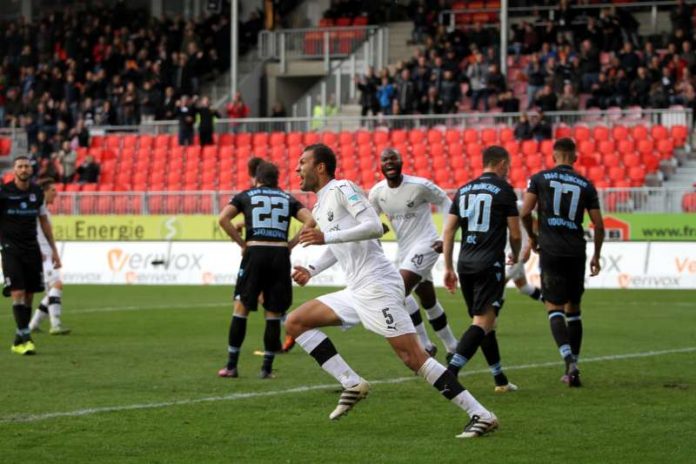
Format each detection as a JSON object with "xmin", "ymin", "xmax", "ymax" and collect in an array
[
  {"xmin": 299, "ymin": 228, "xmax": 325, "ymax": 246},
  {"xmin": 292, "ymin": 266, "xmax": 311, "ymax": 286}
]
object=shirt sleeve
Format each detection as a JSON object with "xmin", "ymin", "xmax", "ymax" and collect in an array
[
  {"xmin": 526, "ymin": 174, "xmax": 539, "ymax": 195},
  {"xmin": 336, "ymin": 181, "xmax": 370, "ymax": 218},
  {"xmin": 422, "ymin": 180, "xmax": 452, "ymax": 213},
  {"xmin": 288, "ymin": 194, "xmax": 304, "ymax": 217},
  {"xmin": 586, "ymin": 183, "xmax": 601, "ymax": 211},
  {"xmin": 367, "ymin": 186, "xmax": 382, "ymax": 214},
  {"xmin": 230, "ymin": 192, "xmax": 245, "ymax": 211},
  {"xmin": 503, "ymin": 185, "xmax": 520, "ymax": 217},
  {"xmin": 449, "ymin": 190, "xmax": 461, "ymax": 217}
]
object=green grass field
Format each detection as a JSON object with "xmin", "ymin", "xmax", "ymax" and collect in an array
[{"xmin": 0, "ymin": 286, "xmax": 694, "ymax": 463}]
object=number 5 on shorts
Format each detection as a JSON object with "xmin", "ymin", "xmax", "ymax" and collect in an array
[{"xmin": 382, "ymin": 308, "xmax": 394, "ymax": 325}]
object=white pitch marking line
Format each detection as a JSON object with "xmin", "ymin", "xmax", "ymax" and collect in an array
[{"xmin": 2, "ymin": 346, "xmax": 694, "ymax": 424}]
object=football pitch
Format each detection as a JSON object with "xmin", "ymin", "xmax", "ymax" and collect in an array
[{"xmin": 0, "ymin": 285, "xmax": 694, "ymax": 464}]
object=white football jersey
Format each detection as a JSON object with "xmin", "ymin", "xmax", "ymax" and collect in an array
[
  {"xmin": 37, "ymin": 208, "xmax": 52, "ymax": 256},
  {"xmin": 313, "ymin": 179, "xmax": 400, "ymax": 289},
  {"xmin": 369, "ymin": 175, "xmax": 451, "ymax": 253}
]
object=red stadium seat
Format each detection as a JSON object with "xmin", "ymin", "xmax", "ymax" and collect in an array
[
  {"xmin": 408, "ymin": 129, "xmax": 426, "ymax": 145},
  {"xmin": 463, "ymin": 129, "xmax": 478, "ymax": 144},
  {"xmin": 628, "ymin": 166, "xmax": 646, "ymax": 186}
]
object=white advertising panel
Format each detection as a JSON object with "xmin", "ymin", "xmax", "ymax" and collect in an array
[{"xmin": 21, "ymin": 241, "xmax": 696, "ymax": 289}]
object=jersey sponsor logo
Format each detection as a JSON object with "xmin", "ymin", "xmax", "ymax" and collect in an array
[
  {"xmin": 20, "ymin": 202, "xmax": 27, "ymax": 209},
  {"xmin": 411, "ymin": 253, "xmax": 424, "ymax": 267},
  {"xmin": 29, "ymin": 194, "xmax": 36, "ymax": 202}
]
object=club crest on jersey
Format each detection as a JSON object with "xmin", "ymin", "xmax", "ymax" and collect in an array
[
  {"xmin": 407, "ymin": 200, "xmax": 415, "ymax": 207},
  {"xmin": 327, "ymin": 210, "xmax": 334, "ymax": 221},
  {"xmin": 29, "ymin": 194, "xmax": 36, "ymax": 202}
]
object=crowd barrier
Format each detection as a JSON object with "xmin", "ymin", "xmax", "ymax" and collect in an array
[{"xmin": 21, "ymin": 241, "xmax": 696, "ymax": 289}]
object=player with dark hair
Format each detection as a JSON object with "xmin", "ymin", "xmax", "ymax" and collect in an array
[
  {"xmin": 217, "ymin": 161, "xmax": 315, "ymax": 379},
  {"xmin": 369, "ymin": 147, "xmax": 458, "ymax": 357},
  {"xmin": 443, "ymin": 146, "xmax": 521, "ymax": 392},
  {"xmin": 520, "ymin": 137, "xmax": 605, "ymax": 387},
  {"xmin": 287, "ymin": 143, "xmax": 498, "ymax": 438},
  {"xmin": 1, "ymin": 156, "xmax": 61, "ymax": 354},
  {"xmin": 29, "ymin": 179, "xmax": 70, "ymax": 335}
]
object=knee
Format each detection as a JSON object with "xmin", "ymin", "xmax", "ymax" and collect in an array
[
  {"xmin": 284, "ymin": 313, "xmax": 303, "ymax": 338},
  {"xmin": 396, "ymin": 346, "xmax": 425, "ymax": 372},
  {"xmin": 53, "ymin": 281, "xmax": 63, "ymax": 290}
]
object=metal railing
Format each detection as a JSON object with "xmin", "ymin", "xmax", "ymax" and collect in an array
[
  {"xmin": 50, "ymin": 187, "xmax": 696, "ymax": 216},
  {"xmin": 291, "ymin": 26, "xmax": 388, "ymax": 119},
  {"xmin": 83, "ymin": 107, "xmax": 693, "ymax": 145},
  {"xmin": 439, "ymin": 0, "xmax": 693, "ymax": 34},
  {"xmin": 259, "ymin": 26, "xmax": 381, "ymax": 72}
]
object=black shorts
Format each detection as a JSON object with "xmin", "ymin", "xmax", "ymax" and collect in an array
[
  {"xmin": 539, "ymin": 253, "xmax": 586, "ymax": 305},
  {"xmin": 234, "ymin": 246, "xmax": 291, "ymax": 314},
  {"xmin": 457, "ymin": 264, "xmax": 505, "ymax": 317},
  {"xmin": 2, "ymin": 248, "xmax": 44, "ymax": 297}
]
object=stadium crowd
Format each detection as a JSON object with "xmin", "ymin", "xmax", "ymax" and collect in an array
[
  {"xmin": 353, "ymin": 0, "xmax": 696, "ymax": 124},
  {"xmin": 0, "ymin": 1, "xmax": 264, "ymax": 180}
]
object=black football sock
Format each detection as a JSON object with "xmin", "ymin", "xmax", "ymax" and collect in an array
[
  {"xmin": 448, "ymin": 325, "xmax": 486, "ymax": 374},
  {"xmin": 530, "ymin": 288, "xmax": 542, "ymax": 301},
  {"xmin": 548, "ymin": 310, "xmax": 573, "ymax": 366},
  {"xmin": 480, "ymin": 330, "xmax": 509, "ymax": 386},
  {"xmin": 566, "ymin": 311, "xmax": 583, "ymax": 362},
  {"xmin": 226, "ymin": 315, "xmax": 247, "ymax": 370},
  {"xmin": 262, "ymin": 318, "xmax": 282, "ymax": 372},
  {"xmin": 12, "ymin": 304, "xmax": 31, "ymax": 344}
]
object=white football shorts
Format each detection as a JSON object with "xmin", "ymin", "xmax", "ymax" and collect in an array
[
  {"xmin": 317, "ymin": 279, "xmax": 415, "ymax": 338},
  {"xmin": 397, "ymin": 243, "xmax": 440, "ymax": 282}
]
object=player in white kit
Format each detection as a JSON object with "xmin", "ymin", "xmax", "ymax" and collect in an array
[
  {"xmin": 286, "ymin": 144, "xmax": 498, "ymax": 438},
  {"xmin": 369, "ymin": 148, "xmax": 458, "ymax": 358},
  {"xmin": 505, "ymin": 201, "xmax": 542, "ymax": 301},
  {"xmin": 29, "ymin": 179, "xmax": 70, "ymax": 335}
]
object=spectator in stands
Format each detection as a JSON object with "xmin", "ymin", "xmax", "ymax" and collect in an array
[
  {"xmin": 514, "ymin": 113, "xmax": 533, "ymax": 141},
  {"xmin": 139, "ymin": 80, "xmax": 159, "ymax": 124},
  {"xmin": 158, "ymin": 87, "xmax": 178, "ymax": 121},
  {"xmin": 673, "ymin": 68, "xmax": 695, "ymax": 105},
  {"xmin": 578, "ymin": 40, "xmax": 600, "ymax": 91},
  {"xmin": 312, "ymin": 95, "xmax": 338, "ymax": 130},
  {"xmin": 27, "ymin": 144, "xmax": 41, "ymax": 180},
  {"xmin": 54, "ymin": 140, "xmax": 77, "ymax": 183},
  {"xmin": 587, "ymin": 72, "xmax": 613, "ymax": 109},
  {"xmin": 438, "ymin": 70, "xmax": 460, "ymax": 114},
  {"xmin": 377, "ymin": 76, "xmax": 396, "ymax": 115},
  {"xmin": 356, "ymin": 67, "xmax": 379, "ymax": 118},
  {"xmin": 197, "ymin": 97, "xmax": 219, "ymax": 146},
  {"xmin": 671, "ymin": 0, "xmax": 694, "ymax": 36},
  {"xmin": 177, "ymin": 95, "xmax": 196, "ymax": 146},
  {"xmin": 410, "ymin": 2, "xmax": 428, "ymax": 45},
  {"xmin": 534, "ymin": 84, "xmax": 558, "ymax": 113},
  {"xmin": 419, "ymin": 86, "xmax": 443, "ymax": 115},
  {"xmin": 487, "ymin": 64, "xmax": 507, "ymax": 98},
  {"xmin": 618, "ymin": 42, "xmax": 640, "ymax": 80},
  {"xmin": 682, "ymin": 41, "xmax": 696, "ymax": 73},
  {"xmin": 630, "ymin": 67, "xmax": 652, "ymax": 107},
  {"xmin": 525, "ymin": 54, "xmax": 546, "ymax": 106},
  {"xmin": 531, "ymin": 111, "xmax": 552, "ymax": 141},
  {"xmin": 649, "ymin": 82, "xmax": 670, "ymax": 109},
  {"xmin": 557, "ymin": 83, "xmax": 579, "ymax": 111},
  {"xmin": 271, "ymin": 102, "xmax": 287, "ymax": 118},
  {"xmin": 76, "ymin": 155, "xmax": 101, "ymax": 184},
  {"xmin": 396, "ymin": 68, "xmax": 416, "ymax": 115},
  {"xmin": 467, "ymin": 52, "xmax": 489, "ymax": 111},
  {"xmin": 497, "ymin": 90, "xmax": 520, "ymax": 113},
  {"xmin": 614, "ymin": 69, "xmax": 631, "ymax": 107},
  {"xmin": 226, "ymin": 91, "xmax": 250, "ymax": 120}
]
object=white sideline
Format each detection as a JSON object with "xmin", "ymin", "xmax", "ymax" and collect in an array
[{"xmin": 2, "ymin": 346, "xmax": 694, "ymax": 424}]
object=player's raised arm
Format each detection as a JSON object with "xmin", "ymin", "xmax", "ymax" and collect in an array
[
  {"xmin": 38, "ymin": 213, "xmax": 61, "ymax": 269},
  {"xmin": 442, "ymin": 213, "xmax": 460, "ymax": 293},
  {"xmin": 218, "ymin": 204, "xmax": 245, "ymax": 251}
]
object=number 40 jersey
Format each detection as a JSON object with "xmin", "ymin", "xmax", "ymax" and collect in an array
[
  {"xmin": 230, "ymin": 187, "xmax": 304, "ymax": 242},
  {"xmin": 526, "ymin": 164, "xmax": 600, "ymax": 257},
  {"xmin": 450, "ymin": 172, "xmax": 519, "ymax": 274}
]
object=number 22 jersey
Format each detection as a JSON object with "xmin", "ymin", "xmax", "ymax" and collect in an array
[
  {"xmin": 230, "ymin": 187, "xmax": 304, "ymax": 242},
  {"xmin": 450, "ymin": 173, "xmax": 518, "ymax": 273},
  {"xmin": 526, "ymin": 164, "xmax": 600, "ymax": 257}
]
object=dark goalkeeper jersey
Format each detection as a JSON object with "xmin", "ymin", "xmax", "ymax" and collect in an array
[
  {"xmin": 0, "ymin": 181, "xmax": 45, "ymax": 253},
  {"xmin": 230, "ymin": 187, "xmax": 303, "ymax": 242},
  {"xmin": 450, "ymin": 172, "xmax": 519, "ymax": 273},
  {"xmin": 527, "ymin": 164, "xmax": 600, "ymax": 257}
]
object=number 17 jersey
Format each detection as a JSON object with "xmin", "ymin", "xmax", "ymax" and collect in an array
[
  {"xmin": 450, "ymin": 173, "xmax": 519, "ymax": 273},
  {"xmin": 526, "ymin": 164, "xmax": 599, "ymax": 257},
  {"xmin": 230, "ymin": 187, "xmax": 304, "ymax": 242}
]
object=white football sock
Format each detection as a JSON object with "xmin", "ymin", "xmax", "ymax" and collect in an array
[
  {"xmin": 406, "ymin": 295, "xmax": 433, "ymax": 350},
  {"xmin": 296, "ymin": 329, "xmax": 362, "ymax": 389},
  {"xmin": 418, "ymin": 357, "xmax": 490, "ymax": 418},
  {"xmin": 424, "ymin": 302, "xmax": 458, "ymax": 353},
  {"xmin": 29, "ymin": 308, "xmax": 48, "ymax": 330},
  {"xmin": 48, "ymin": 287, "xmax": 63, "ymax": 328}
]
